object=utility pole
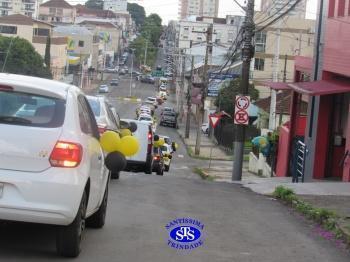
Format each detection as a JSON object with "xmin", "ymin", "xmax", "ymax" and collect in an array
[
  {"xmin": 232, "ymin": 0, "xmax": 255, "ymax": 181},
  {"xmin": 194, "ymin": 23, "xmax": 213, "ymax": 155},
  {"xmin": 279, "ymin": 54, "xmax": 288, "ymax": 126},
  {"xmin": 185, "ymin": 55, "xmax": 194, "ymax": 139},
  {"xmin": 144, "ymin": 40, "xmax": 148, "ymax": 66},
  {"xmin": 269, "ymin": 19, "xmax": 281, "ymax": 131},
  {"xmin": 179, "ymin": 52, "xmax": 186, "ymax": 123},
  {"xmin": 129, "ymin": 48, "xmax": 135, "ymax": 97}
]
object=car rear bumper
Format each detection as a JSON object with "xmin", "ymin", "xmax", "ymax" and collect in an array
[{"xmin": 0, "ymin": 168, "xmax": 86, "ymax": 226}]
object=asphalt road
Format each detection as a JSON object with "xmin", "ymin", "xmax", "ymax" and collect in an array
[{"xmin": 0, "ymin": 57, "xmax": 349, "ymax": 261}]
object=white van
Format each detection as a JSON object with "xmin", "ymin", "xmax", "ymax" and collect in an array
[{"xmin": 121, "ymin": 119, "xmax": 154, "ymax": 174}]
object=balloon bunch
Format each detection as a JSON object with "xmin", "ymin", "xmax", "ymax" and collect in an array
[
  {"xmin": 100, "ymin": 122, "xmax": 140, "ymax": 172},
  {"xmin": 251, "ymin": 136, "xmax": 270, "ymax": 157},
  {"xmin": 153, "ymin": 135, "xmax": 165, "ymax": 148}
]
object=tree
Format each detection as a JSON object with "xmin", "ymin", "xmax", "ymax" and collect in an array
[
  {"xmin": 85, "ymin": 0, "xmax": 103, "ymax": 9},
  {"xmin": 141, "ymin": 14, "xmax": 163, "ymax": 47},
  {"xmin": 0, "ymin": 36, "xmax": 52, "ymax": 79},
  {"xmin": 130, "ymin": 36, "xmax": 157, "ymax": 67},
  {"xmin": 215, "ymin": 78, "xmax": 259, "ymax": 115},
  {"xmin": 127, "ymin": 3, "xmax": 146, "ymax": 27},
  {"xmin": 44, "ymin": 36, "xmax": 51, "ymax": 69}
]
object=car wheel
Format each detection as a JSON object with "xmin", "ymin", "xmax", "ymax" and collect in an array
[
  {"xmin": 156, "ymin": 166, "xmax": 163, "ymax": 175},
  {"xmin": 56, "ymin": 190, "xmax": 87, "ymax": 257},
  {"xmin": 165, "ymin": 165, "xmax": 170, "ymax": 172},
  {"xmin": 145, "ymin": 162, "xmax": 152, "ymax": 174},
  {"xmin": 86, "ymin": 183, "xmax": 108, "ymax": 229},
  {"xmin": 111, "ymin": 172, "xmax": 120, "ymax": 179}
]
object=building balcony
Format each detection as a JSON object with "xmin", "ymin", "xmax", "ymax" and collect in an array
[
  {"xmin": 0, "ymin": 5, "xmax": 12, "ymax": 9},
  {"xmin": 22, "ymin": 0, "xmax": 36, "ymax": 3}
]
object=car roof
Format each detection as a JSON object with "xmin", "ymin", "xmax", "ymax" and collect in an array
[{"xmin": 0, "ymin": 73, "xmax": 73, "ymax": 99}]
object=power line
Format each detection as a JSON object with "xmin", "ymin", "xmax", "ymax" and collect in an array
[{"xmin": 255, "ymin": 0, "xmax": 296, "ymax": 26}]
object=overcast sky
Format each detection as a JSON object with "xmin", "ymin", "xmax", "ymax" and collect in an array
[{"xmin": 127, "ymin": 0, "xmax": 317, "ymax": 25}]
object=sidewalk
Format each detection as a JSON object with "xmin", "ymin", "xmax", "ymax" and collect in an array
[{"xmin": 177, "ymin": 112, "xmax": 233, "ymax": 161}]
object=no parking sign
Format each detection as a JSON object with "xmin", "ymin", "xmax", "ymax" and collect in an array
[{"xmin": 234, "ymin": 96, "xmax": 250, "ymax": 125}]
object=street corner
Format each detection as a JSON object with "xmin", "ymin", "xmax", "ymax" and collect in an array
[{"xmin": 117, "ymin": 96, "xmax": 142, "ymax": 103}]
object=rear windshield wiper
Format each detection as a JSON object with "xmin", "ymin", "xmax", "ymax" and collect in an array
[{"xmin": 0, "ymin": 116, "xmax": 32, "ymax": 124}]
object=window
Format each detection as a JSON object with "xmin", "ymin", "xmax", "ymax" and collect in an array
[
  {"xmin": 49, "ymin": 7, "xmax": 56, "ymax": 14},
  {"xmin": 0, "ymin": 91, "xmax": 65, "ymax": 128},
  {"xmin": 0, "ymin": 25, "xmax": 17, "ymax": 34},
  {"xmin": 78, "ymin": 96, "xmax": 93, "ymax": 135},
  {"xmin": 56, "ymin": 8, "xmax": 63, "ymax": 15},
  {"xmin": 197, "ymin": 37, "xmax": 202, "ymax": 40},
  {"xmin": 33, "ymin": 28, "xmax": 50, "ymax": 36},
  {"xmin": 255, "ymin": 31, "xmax": 266, "ymax": 53},
  {"xmin": 254, "ymin": 58, "xmax": 265, "ymax": 71},
  {"xmin": 184, "ymin": 27, "xmax": 189, "ymax": 31},
  {"xmin": 2, "ymin": 2, "xmax": 8, "ymax": 8},
  {"xmin": 1, "ymin": 10, "xmax": 8, "ymax": 16},
  {"xmin": 78, "ymin": 40, "xmax": 84, "ymax": 47}
]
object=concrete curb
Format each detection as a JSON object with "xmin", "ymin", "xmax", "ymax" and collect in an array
[{"xmin": 117, "ymin": 97, "xmax": 142, "ymax": 102}]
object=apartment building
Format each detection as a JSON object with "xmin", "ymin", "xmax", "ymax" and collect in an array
[
  {"xmin": 179, "ymin": 0, "xmax": 219, "ymax": 19},
  {"xmin": 0, "ymin": 0, "xmax": 40, "ymax": 18},
  {"xmin": 177, "ymin": 15, "xmax": 244, "ymax": 49},
  {"xmin": 0, "ymin": 14, "xmax": 67, "ymax": 79},
  {"xmin": 39, "ymin": 0, "xmax": 76, "ymax": 23},
  {"xmin": 252, "ymin": 13, "xmax": 315, "ymax": 98}
]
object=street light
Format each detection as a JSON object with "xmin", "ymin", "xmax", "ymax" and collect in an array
[{"xmin": 129, "ymin": 48, "xmax": 135, "ymax": 97}]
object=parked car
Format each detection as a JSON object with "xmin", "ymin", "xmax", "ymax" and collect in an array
[
  {"xmin": 121, "ymin": 119, "xmax": 154, "ymax": 174},
  {"xmin": 110, "ymin": 79, "xmax": 119, "ymax": 86},
  {"xmin": 201, "ymin": 123, "xmax": 209, "ymax": 134},
  {"xmin": 99, "ymin": 84, "xmax": 109, "ymax": 93},
  {"xmin": 0, "ymin": 73, "xmax": 110, "ymax": 257},
  {"xmin": 152, "ymin": 147, "xmax": 165, "ymax": 175},
  {"xmin": 160, "ymin": 111, "xmax": 178, "ymax": 128}
]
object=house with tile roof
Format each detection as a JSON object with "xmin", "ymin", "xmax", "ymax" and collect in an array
[{"xmin": 39, "ymin": 0, "xmax": 76, "ymax": 23}]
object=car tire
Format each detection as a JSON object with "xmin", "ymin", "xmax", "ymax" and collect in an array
[
  {"xmin": 156, "ymin": 166, "xmax": 164, "ymax": 176},
  {"xmin": 111, "ymin": 172, "xmax": 120, "ymax": 180},
  {"xmin": 165, "ymin": 165, "xmax": 170, "ymax": 172},
  {"xmin": 56, "ymin": 190, "xmax": 87, "ymax": 258},
  {"xmin": 145, "ymin": 163, "xmax": 152, "ymax": 174},
  {"xmin": 86, "ymin": 183, "xmax": 108, "ymax": 229}
]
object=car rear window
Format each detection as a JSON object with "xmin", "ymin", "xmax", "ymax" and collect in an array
[
  {"xmin": 140, "ymin": 117, "xmax": 151, "ymax": 121},
  {"xmin": 87, "ymin": 98, "xmax": 101, "ymax": 117},
  {"xmin": 0, "ymin": 90, "xmax": 65, "ymax": 128}
]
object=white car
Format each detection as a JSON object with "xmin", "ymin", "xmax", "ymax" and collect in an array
[
  {"xmin": 138, "ymin": 114, "xmax": 156, "ymax": 132},
  {"xmin": 99, "ymin": 84, "xmax": 109, "ymax": 93},
  {"xmin": 145, "ymin": 96, "xmax": 158, "ymax": 107},
  {"xmin": 0, "ymin": 74, "xmax": 110, "ymax": 257},
  {"xmin": 160, "ymin": 144, "xmax": 173, "ymax": 172},
  {"xmin": 201, "ymin": 123, "xmax": 209, "ymax": 134}
]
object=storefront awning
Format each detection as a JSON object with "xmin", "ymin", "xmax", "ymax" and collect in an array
[
  {"xmin": 262, "ymin": 81, "xmax": 292, "ymax": 90},
  {"xmin": 288, "ymin": 80, "xmax": 350, "ymax": 96}
]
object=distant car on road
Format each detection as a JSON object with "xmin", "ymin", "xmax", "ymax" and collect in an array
[
  {"xmin": 140, "ymin": 75, "xmax": 155, "ymax": 84},
  {"xmin": 98, "ymin": 84, "xmax": 109, "ymax": 93},
  {"xmin": 160, "ymin": 111, "xmax": 177, "ymax": 128},
  {"xmin": 110, "ymin": 79, "xmax": 119, "ymax": 86},
  {"xmin": 145, "ymin": 96, "xmax": 158, "ymax": 107}
]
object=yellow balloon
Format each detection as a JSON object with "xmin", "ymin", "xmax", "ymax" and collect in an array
[
  {"xmin": 158, "ymin": 138, "xmax": 165, "ymax": 146},
  {"xmin": 117, "ymin": 136, "xmax": 140, "ymax": 156},
  {"xmin": 100, "ymin": 131, "xmax": 121, "ymax": 153},
  {"xmin": 120, "ymin": 128, "xmax": 132, "ymax": 137},
  {"xmin": 174, "ymin": 143, "xmax": 179, "ymax": 149}
]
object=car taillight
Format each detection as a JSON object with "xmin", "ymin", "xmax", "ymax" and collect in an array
[
  {"xmin": 98, "ymin": 124, "xmax": 107, "ymax": 134},
  {"xmin": 49, "ymin": 141, "xmax": 82, "ymax": 168},
  {"xmin": 153, "ymin": 155, "xmax": 160, "ymax": 161},
  {"xmin": 0, "ymin": 85, "xmax": 13, "ymax": 91},
  {"xmin": 148, "ymin": 132, "xmax": 152, "ymax": 143}
]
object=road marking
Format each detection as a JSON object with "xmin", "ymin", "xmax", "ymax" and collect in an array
[
  {"xmin": 178, "ymin": 154, "xmax": 184, "ymax": 158},
  {"xmin": 173, "ymin": 166, "xmax": 189, "ymax": 170}
]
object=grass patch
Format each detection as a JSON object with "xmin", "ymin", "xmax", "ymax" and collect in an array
[
  {"xmin": 193, "ymin": 167, "xmax": 215, "ymax": 181},
  {"xmin": 273, "ymin": 186, "xmax": 349, "ymax": 246}
]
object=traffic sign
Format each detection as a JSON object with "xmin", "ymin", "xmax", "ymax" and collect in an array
[
  {"xmin": 234, "ymin": 95, "xmax": 250, "ymax": 125},
  {"xmin": 209, "ymin": 114, "xmax": 221, "ymax": 128}
]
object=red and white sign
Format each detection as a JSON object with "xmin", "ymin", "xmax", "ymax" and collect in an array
[
  {"xmin": 209, "ymin": 114, "xmax": 221, "ymax": 128},
  {"xmin": 234, "ymin": 95, "xmax": 250, "ymax": 125}
]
